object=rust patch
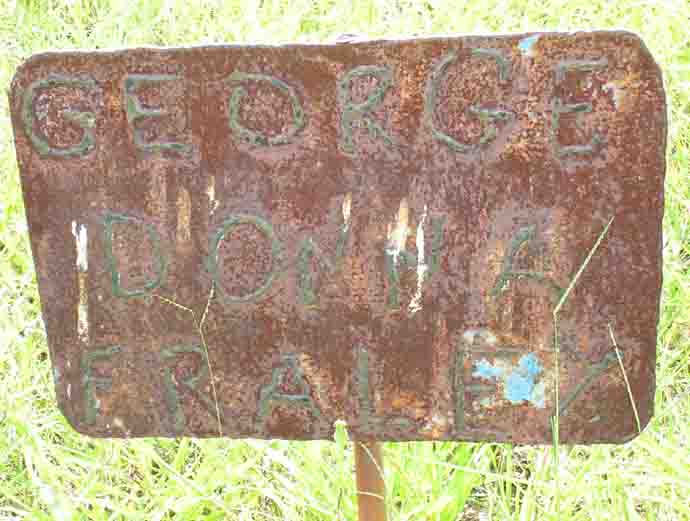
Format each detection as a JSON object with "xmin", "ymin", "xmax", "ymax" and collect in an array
[{"xmin": 9, "ymin": 32, "xmax": 666, "ymax": 443}]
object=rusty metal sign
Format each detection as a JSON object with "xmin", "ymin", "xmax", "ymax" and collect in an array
[{"xmin": 10, "ymin": 31, "xmax": 666, "ymax": 443}]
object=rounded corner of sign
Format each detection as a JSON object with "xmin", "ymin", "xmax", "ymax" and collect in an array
[
  {"xmin": 9, "ymin": 64, "xmax": 30, "ymax": 105},
  {"xmin": 613, "ymin": 29, "xmax": 646, "ymax": 45},
  {"xmin": 58, "ymin": 405, "xmax": 95, "ymax": 438},
  {"xmin": 10, "ymin": 52, "xmax": 50, "ymax": 89},
  {"xmin": 617, "ymin": 30, "xmax": 664, "ymax": 75},
  {"xmin": 615, "ymin": 412, "xmax": 654, "ymax": 445}
]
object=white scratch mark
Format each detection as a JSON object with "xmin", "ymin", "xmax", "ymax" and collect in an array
[
  {"xmin": 604, "ymin": 81, "xmax": 625, "ymax": 110},
  {"xmin": 66, "ymin": 383, "xmax": 72, "ymax": 399},
  {"xmin": 207, "ymin": 176, "xmax": 219, "ymax": 215},
  {"xmin": 72, "ymin": 221, "xmax": 89, "ymax": 343},
  {"xmin": 420, "ymin": 412, "xmax": 448, "ymax": 435},
  {"xmin": 177, "ymin": 187, "xmax": 192, "ymax": 244},
  {"xmin": 462, "ymin": 328, "xmax": 498, "ymax": 345},
  {"xmin": 409, "ymin": 205, "xmax": 428, "ymax": 314},
  {"xmin": 387, "ymin": 197, "xmax": 409, "ymax": 265},
  {"xmin": 342, "ymin": 192, "xmax": 352, "ymax": 233},
  {"xmin": 113, "ymin": 416, "xmax": 131, "ymax": 436},
  {"xmin": 72, "ymin": 221, "xmax": 88, "ymax": 271}
]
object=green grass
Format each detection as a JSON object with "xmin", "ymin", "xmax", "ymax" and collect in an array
[{"xmin": 1, "ymin": 0, "xmax": 689, "ymax": 519}]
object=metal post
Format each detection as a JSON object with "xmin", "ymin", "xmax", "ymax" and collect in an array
[{"xmin": 354, "ymin": 441, "xmax": 387, "ymax": 521}]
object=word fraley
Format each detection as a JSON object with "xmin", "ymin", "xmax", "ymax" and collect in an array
[{"xmin": 10, "ymin": 32, "xmax": 666, "ymax": 443}]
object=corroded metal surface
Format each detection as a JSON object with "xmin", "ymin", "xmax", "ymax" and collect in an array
[{"xmin": 10, "ymin": 32, "xmax": 666, "ymax": 443}]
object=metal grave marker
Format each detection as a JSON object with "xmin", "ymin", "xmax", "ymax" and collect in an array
[{"xmin": 10, "ymin": 31, "xmax": 666, "ymax": 443}]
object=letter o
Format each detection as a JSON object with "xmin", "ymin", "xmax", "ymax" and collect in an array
[{"xmin": 207, "ymin": 214, "xmax": 282, "ymax": 303}]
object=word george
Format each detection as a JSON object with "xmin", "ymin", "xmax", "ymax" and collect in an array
[{"xmin": 21, "ymin": 49, "xmax": 608, "ymax": 159}]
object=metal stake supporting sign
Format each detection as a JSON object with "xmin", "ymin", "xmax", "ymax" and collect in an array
[{"xmin": 355, "ymin": 442, "xmax": 387, "ymax": 521}]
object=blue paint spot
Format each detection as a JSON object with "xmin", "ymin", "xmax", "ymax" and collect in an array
[
  {"xmin": 518, "ymin": 35, "xmax": 540, "ymax": 56},
  {"xmin": 471, "ymin": 352, "xmax": 546, "ymax": 408},
  {"xmin": 518, "ymin": 353, "xmax": 542, "ymax": 379},
  {"xmin": 532, "ymin": 382, "xmax": 546, "ymax": 408},
  {"xmin": 505, "ymin": 373, "xmax": 533, "ymax": 403},
  {"xmin": 473, "ymin": 358, "xmax": 504, "ymax": 379}
]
